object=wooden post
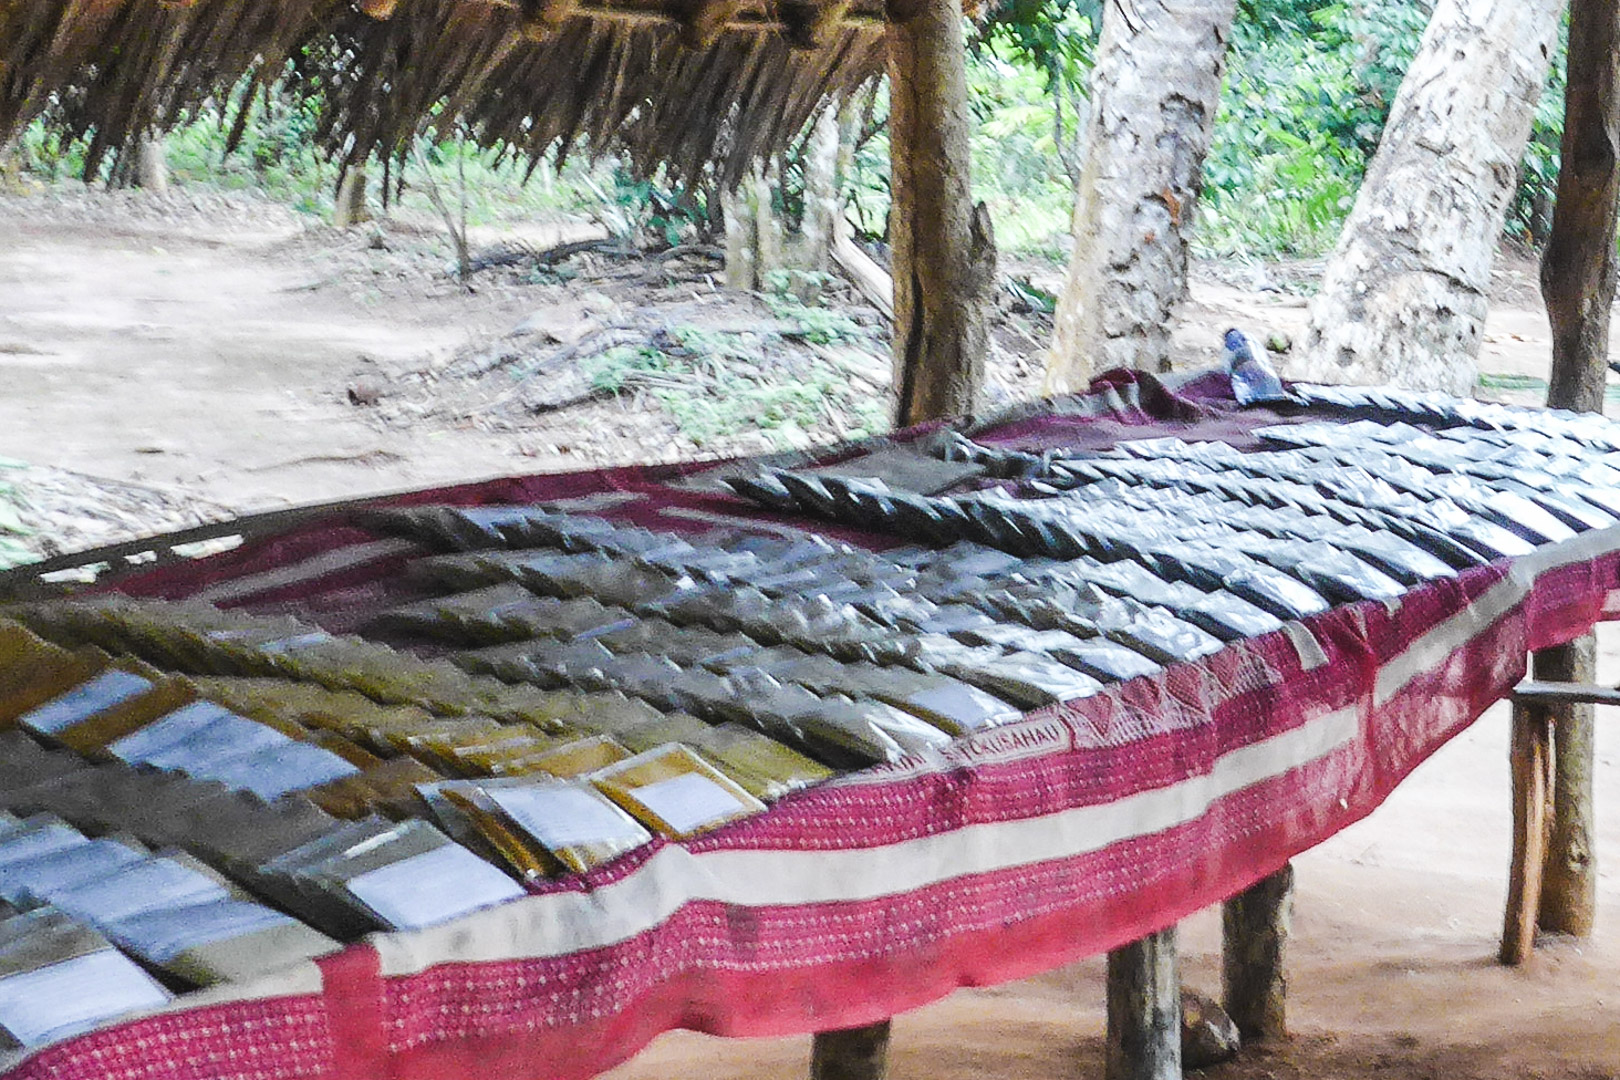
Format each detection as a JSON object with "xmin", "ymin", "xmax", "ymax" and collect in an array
[
  {"xmin": 810, "ymin": 1020, "xmax": 891, "ymax": 1080},
  {"xmin": 1530, "ymin": 0, "xmax": 1618, "ymax": 942},
  {"xmin": 1106, "ymin": 928, "xmax": 1181, "ymax": 1080},
  {"xmin": 884, "ymin": 0, "xmax": 995, "ymax": 425},
  {"xmin": 1222, "ymin": 863, "xmax": 1292, "ymax": 1040},
  {"xmin": 1535, "ymin": 639, "xmax": 1600, "ymax": 937},
  {"xmin": 1501, "ymin": 701, "xmax": 1554, "ymax": 964}
]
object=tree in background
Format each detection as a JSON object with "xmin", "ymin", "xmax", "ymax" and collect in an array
[
  {"xmin": 1046, "ymin": 0, "xmax": 1240, "ymax": 389},
  {"xmin": 1292, "ymin": 0, "xmax": 1565, "ymax": 393}
]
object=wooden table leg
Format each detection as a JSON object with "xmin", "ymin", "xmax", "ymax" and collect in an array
[
  {"xmin": 811, "ymin": 1020, "xmax": 891, "ymax": 1080},
  {"xmin": 1501, "ymin": 700, "xmax": 1553, "ymax": 965},
  {"xmin": 1106, "ymin": 927, "xmax": 1181, "ymax": 1080},
  {"xmin": 1222, "ymin": 863, "xmax": 1293, "ymax": 1041}
]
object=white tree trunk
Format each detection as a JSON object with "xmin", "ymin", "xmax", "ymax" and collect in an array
[
  {"xmin": 1292, "ymin": 0, "xmax": 1565, "ymax": 394},
  {"xmin": 1046, "ymin": 0, "xmax": 1238, "ymax": 390},
  {"xmin": 334, "ymin": 166, "xmax": 370, "ymax": 228},
  {"xmin": 134, "ymin": 133, "xmax": 169, "ymax": 196},
  {"xmin": 723, "ymin": 162, "xmax": 784, "ymax": 290},
  {"xmin": 800, "ymin": 106, "xmax": 842, "ymax": 272}
]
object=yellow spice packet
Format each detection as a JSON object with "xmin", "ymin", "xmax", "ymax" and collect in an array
[{"xmin": 591, "ymin": 744, "xmax": 766, "ymax": 840}]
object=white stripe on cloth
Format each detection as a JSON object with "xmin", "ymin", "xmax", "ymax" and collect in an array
[
  {"xmin": 0, "ymin": 960, "xmax": 326, "ymax": 1072},
  {"xmin": 369, "ymin": 705, "xmax": 1359, "ymax": 976},
  {"xmin": 1375, "ymin": 524, "xmax": 1620, "ymax": 706}
]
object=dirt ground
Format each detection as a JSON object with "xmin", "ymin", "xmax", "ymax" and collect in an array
[{"xmin": 0, "ymin": 186, "xmax": 1616, "ymax": 1079}]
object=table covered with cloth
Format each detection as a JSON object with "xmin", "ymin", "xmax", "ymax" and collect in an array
[{"xmin": 2, "ymin": 368, "xmax": 1617, "ymax": 1080}]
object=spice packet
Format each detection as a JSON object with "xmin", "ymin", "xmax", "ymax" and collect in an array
[
  {"xmin": 591, "ymin": 745, "xmax": 766, "ymax": 839},
  {"xmin": 0, "ymin": 909, "xmax": 171, "ymax": 1049}
]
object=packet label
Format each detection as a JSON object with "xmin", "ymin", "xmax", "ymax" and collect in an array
[
  {"xmin": 345, "ymin": 843, "xmax": 524, "ymax": 931},
  {"xmin": 18, "ymin": 671, "xmax": 153, "ymax": 735},
  {"xmin": 0, "ymin": 950, "xmax": 170, "ymax": 1047},
  {"xmin": 629, "ymin": 773, "xmax": 750, "ymax": 835},
  {"xmin": 488, "ymin": 785, "xmax": 642, "ymax": 849}
]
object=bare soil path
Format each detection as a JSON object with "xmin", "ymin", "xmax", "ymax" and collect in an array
[{"xmin": 0, "ymin": 189, "xmax": 583, "ymax": 512}]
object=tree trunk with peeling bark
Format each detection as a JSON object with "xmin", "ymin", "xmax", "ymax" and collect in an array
[
  {"xmin": 1532, "ymin": 0, "xmax": 1620, "ymax": 942},
  {"xmin": 1292, "ymin": 0, "xmax": 1564, "ymax": 393},
  {"xmin": 1046, "ymin": 0, "xmax": 1238, "ymax": 390},
  {"xmin": 887, "ymin": 0, "xmax": 996, "ymax": 425}
]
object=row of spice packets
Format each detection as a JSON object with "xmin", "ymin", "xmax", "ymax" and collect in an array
[
  {"xmin": 1, "ymin": 615, "xmax": 813, "ymax": 904},
  {"xmin": 0, "ymin": 724, "xmax": 522, "ymax": 946}
]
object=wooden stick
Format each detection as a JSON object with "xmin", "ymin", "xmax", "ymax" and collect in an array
[
  {"xmin": 1500, "ymin": 701, "xmax": 1553, "ymax": 965},
  {"xmin": 832, "ymin": 222, "xmax": 894, "ymax": 318},
  {"xmin": 1222, "ymin": 863, "xmax": 1292, "ymax": 1040},
  {"xmin": 1106, "ymin": 928, "xmax": 1181, "ymax": 1080},
  {"xmin": 810, "ymin": 1020, "xmax": 891, "ymax": 1080},
  {"xmin": 1534, "ymin": 638, "xmax": 1599, "ymax": 937}
]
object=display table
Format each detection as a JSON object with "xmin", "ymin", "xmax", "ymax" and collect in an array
[{"xmin": 1, "ymin": 370, "xmax": 1614, "ymax": 1080}]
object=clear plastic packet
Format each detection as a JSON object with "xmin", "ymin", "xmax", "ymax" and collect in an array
[
  {"xmin": 124, "ymin": 708, "xmax": 289, "ymax": 769},
  {"xmin": 446, "ymin": 730, "xmax": 560, "ymax": 774},
  {"xmin": 936, "ymin": 651, "xmax": 1103, "ymax": 708},
  {"xmin": 104, "ymin": 700, "xmax": 237, "ymax": 763},
  {"xmin": 0, "ymin": 908, "xmax": 171, "ymax": 1049},
  {"xmin": 1178, "ymin": 592, "xmax": 1285, "ymax": 642},
  {"xmin": 12, "ymin": 664, "xmax": 163, "ymax": 741},
  {"xmin": 108, "ymin": 897, "xmax": 339, "ymax": 987},
  {"xmin": 591, "ymin": 744, "xmax": 766, "ymax": 839},
  {"xmin": 195, "ymin": 743, "xmax": 361, "ymax": 802},
  {"xmin": 304, "ymin": 757, "xmax": 444, "ymax": 820},
  {"xmin": 0, "ymin": 836, "xmax": 147, "ymax": 906},
  {"xmin": 466, "ymin": 778, "xmax": 653, "ymax": 875},
  {"xmin": 0, "ymin": 732, "xmax": 85, "ymax": 792},
  {"xmin": 612, "ymin": 713, "xmax": 715, "ymax": 754},
  {"xmin": 594, "ymin": 620, "xmax": 760, "ymax": 668},
  {"xmin": 680, "ymin": 724, "xmax": 834, "ymax": 802},
  {"xmin": 494, "ymin": 735, "xmax": 633, "ymax": 779},
  {"xmin": 370, "ymin": 582, "xmax": 543, "ymax": 642},
  {"xmin": 750, "ymin": 655, "xmax": 1020, "ymax": 737},
  {"xmin": 792, "ymin": 695, "xmax": 951, "ymax": 766},
  {"xmin": 295, "ymin": 819, "xmax": 525, "ymax": 933},
  {"xmin": 1048, "ymin": 638, "xmax": 1162, "ymax": 683},
  {"xmin": 0, "ymin": 816, "xmax": 89, "ymax": 872},
  {"xmin": 50, "ymin": 852, "xmax": 230, "ymax": 927},
  {"xmin": 0, "ymin": 623, "xmax": 99, "ymax": 713}
]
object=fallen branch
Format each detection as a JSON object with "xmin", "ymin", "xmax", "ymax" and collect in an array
[{"xmin": 832, "ymin": 226, "xmax": 893, "ymax": 319}]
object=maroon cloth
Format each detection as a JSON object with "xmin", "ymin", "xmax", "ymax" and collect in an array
[{"xmin": 6, "ymin": 371, "xmax": 1610, "ymax": 1080}]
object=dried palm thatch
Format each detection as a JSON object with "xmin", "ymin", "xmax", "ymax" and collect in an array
[{"xmin": 0, "ymin": 0, "xmax": 894, "ymax": 184}]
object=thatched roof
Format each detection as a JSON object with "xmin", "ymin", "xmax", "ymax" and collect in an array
[{"xmin": 1, "ymin": 0, "xmax": 901, "ymax": 184}]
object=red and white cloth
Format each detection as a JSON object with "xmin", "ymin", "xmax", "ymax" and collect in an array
[{"xmin": 6, "ymin": 378, "xmax": 1618, "ymax": 1080}]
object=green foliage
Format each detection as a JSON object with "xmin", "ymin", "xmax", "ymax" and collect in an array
[
  {"xmin": 581, "ymin": 318, "xmax": 885, "ymax": 448},
  {"xmin": 583, "ymin": 166, "xmax": 712, "ymax": 247},
  {"xmin": 9, "ymin": 0, "xmax": 1577, "ymax": 266},
  {"xmin": 1507, "ymin": 22, "xmax": 1567, "ymax": 244},
  {"xmin": 762, "ymin": 271, "xmax": 866, "ymax": 344},
  {"xmin": 1196, "ymin": 0, "xmax": 1429, "ymax": 256}
]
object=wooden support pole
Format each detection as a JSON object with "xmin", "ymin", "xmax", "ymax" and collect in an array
[
  {"xmin": 1222, "ymin": 862, "xmax": 1292, "ymax": 1040},
  {"xmin": 810, "ymin": 1020, "xmax": 891, "ymax": 1080},
  {"xmin": 1534, "ymin": 638, "xmax": 1600, "ymax": 937},
  {"xmin": 1501, "ymin": 699, "xmax": 1554, "ymax": 964},
  {"xmin": 884, "ymin": 0, "xmax": 995, "ymax": 425},
  {"xmin": 1106, "ymin": 927, "xmax": 1181, "ymax": 1080}
]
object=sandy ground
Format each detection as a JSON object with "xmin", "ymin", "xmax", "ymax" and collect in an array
[{"xmin": 0, "ymin": 188, "xmax": 1616, "ymax": 1079}]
